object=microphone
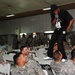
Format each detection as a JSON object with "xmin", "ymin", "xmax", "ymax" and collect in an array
[{"xmin": 55, "ymin": 14, "xmax": 59, "ymax": 22}]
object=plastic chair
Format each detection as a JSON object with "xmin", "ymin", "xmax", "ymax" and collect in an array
[{"xmin": 0, "ymin": 63, "xmax": 10, "ymax": 75}]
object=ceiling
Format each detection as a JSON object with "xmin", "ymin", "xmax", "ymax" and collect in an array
[{"xmin": 0, "ymin": 0, "xmax": 75, "ymax": 21}]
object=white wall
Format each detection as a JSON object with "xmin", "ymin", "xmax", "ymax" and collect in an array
[
  {"xmin": 0, "ymin": 13, "xmax": 52, "ymax": 34},
  {"xmin": 0, "ymin": 9, "xmax": 75, "ymax": 34}
]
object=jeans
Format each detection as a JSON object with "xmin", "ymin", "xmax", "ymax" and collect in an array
[{"xmin": 47, "ymin": 29, "xmax": 67, "ymax": 59}]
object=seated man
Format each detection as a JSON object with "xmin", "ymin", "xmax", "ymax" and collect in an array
[
  {"xmin": 50, "ymin": 51, "xmax": 65, "ymax": 75},
  {"xmin": 20, "ymin": 45, "xmax": 34, "ymax": 60},
  {"xmin": 20, "ymin": 45, "xmax": 41, "ymax": 69},
  {"xmin": 59, "ymin": 49, "xmax": 75, "ymax": 75},
  {"xmin": 11, "ymin": 52, "xmax": 45, "ymax": 75}
]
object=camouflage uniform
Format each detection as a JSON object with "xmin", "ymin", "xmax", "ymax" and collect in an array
[
  {"xmin": 26, "ymin": 54, "xmax": 34, "ymax": 60},
  {"xmin": 50, "ymin": 60, "xmax": 65, "ymax": 75},
  {"xmin": 59, "ymin": 60, "xmax": 75, "ymax": 75},
  {"xmin": 11, "ymin": 60, "xmax": 45, "ymax": 75}
]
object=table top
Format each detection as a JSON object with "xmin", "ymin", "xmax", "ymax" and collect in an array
[{"xmin": 3, "ymin": 54, "xmax": 15, "ymax": 61}]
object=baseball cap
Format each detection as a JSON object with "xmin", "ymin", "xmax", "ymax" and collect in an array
[{"xmin": 51, "ymin": 4, "xmax": 58, "ymax": 12}]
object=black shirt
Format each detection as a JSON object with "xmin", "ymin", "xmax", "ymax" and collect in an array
[{"xmin": 51, "ymin": 9, "xmax": 73, "ymax": 31}]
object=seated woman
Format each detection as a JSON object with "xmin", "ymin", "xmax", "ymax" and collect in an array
[
  {"xmin": 11, "ymin": 52, "xmax": 45, "ymax": 75},
  {"xmin": 50, "ymin": 51, "xmax": 65, "ymax": 75}
]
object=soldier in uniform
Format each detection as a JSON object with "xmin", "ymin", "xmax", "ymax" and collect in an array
[
  {"xmin": 50, "ymin": 51, "xmax": 65, "ymax": 75},
  {"xmin": 11, "ymin": 52, "xmax": 45, "ymax": 75},
  {"xmin": 20, "ymin": 45, "xmax": 36, "ymax": 60},
  {"xmin": 59, "ymin": 49, "xmax": 75, "ymax": 75}
]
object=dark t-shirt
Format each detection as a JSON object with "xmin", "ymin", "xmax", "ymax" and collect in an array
[{"xmin": 51, "ymin": 9, "xmax": 73, "ymax": 31}]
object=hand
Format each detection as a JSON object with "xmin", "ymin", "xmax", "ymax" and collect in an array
[
  {"xmin": 66, "ymin": 28, "xmax": 69, "ymax": 32},
  {"xmin": 52, "ymin": 19, "xmax": 56, "ymax": 25},
  {"xmin": 66, "ymin": 29, "xmax": 70, "ymax": 33}
]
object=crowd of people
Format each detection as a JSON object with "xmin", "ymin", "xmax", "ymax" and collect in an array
[
  {"xmin": 0, "ymin": 39, "xmax": 75, "ymax": 75},
  {"xmin": 13, "ymin": 33, "xmax": 49, "ymax": 49},
  {"xmin": 0, "ymin": 4, "xmax": 75, "ymax": 75},
  {"xmin": 11, "ymin": 45, "xmax": 75, "ymax": 75}
]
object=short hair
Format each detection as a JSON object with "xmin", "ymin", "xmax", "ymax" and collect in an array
[
  {"xmin": 71, "ymin": 49, "xmax": 75, "ymax": 59},
  {"xmin": 13, "ymin": 52, "xmax": 22, "ymax": 65},
  {"xmin": 53, "ymin": 50, "xmax": 62, "ymax": 60},
  {"xmin": 51, "ymin": 4, "xmax": 58, "ymax": 12},
  {"xmin": 20, "ymin": 45, "xmax": 27, "ymax": 52}
]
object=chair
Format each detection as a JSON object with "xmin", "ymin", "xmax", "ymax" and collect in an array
[{"xmin": 0, "ymin": 63, "xmax": 10, "ymax": 75}]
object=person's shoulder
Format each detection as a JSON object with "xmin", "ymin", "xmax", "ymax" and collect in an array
[
  {"xmin": 62, "ymin": 60, "xmax": 73, "ymax": 69},
  {"xmin": 65, "ymin": 60, "xmax": 72, "ymax": 64},
  {"xmin": 27, "ymin": 59, "xmax": 35, "ymax": 66},
  {"xmin": 50, "ymin": 60, "xmax": 55, "ymax": 65},
  {"xmin": 11, "ymin": 66, "xmax": 18, "ymax": 74},
  {"xmin": 11, "ymin": 65, "xmax": 17, "ymax": 70},
  {"xmin": 60, "ymin": 9, "xmax": 68, "ymax": 13},
  {"xmin": 28, "ymin": 59, "xmax": 39, "ymax": 65},
  {"xmin": 61, "ymin": 60, "xmax": 75, "ymax": 73}
]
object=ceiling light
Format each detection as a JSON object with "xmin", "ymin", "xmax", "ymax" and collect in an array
[
  {"xmin": 6, "ymin": 14, "xmax": 15, "ymax": 17},
  {"xmin": 44, "ymin": 31, "xmax": 54, "ymax": 33},
  {"xmin": 20, "ymin": 33, "xmax": 27, "ymax": 36},
  {"xmin": 43, "ymin": 7, "xmax": 51, "ymax": 11}
]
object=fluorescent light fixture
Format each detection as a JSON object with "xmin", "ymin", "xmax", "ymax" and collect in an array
[
  {"xmin": 43, "ymin": 7, "xmax": 51, "ymax": 11},
  {"xmin": 20, "ymin": 33, "xmax": 27, "ymax": 38},
  {"xmin": 6, "ymin": 14, "xmax": 15, "ymax": 17},
  {"xmin": 20, "ymin": 33, "xmax": 27, "ymax": 36},
  {"xmin": 44, "ymin": 31, "xmax": 54, "ymax": 33}
]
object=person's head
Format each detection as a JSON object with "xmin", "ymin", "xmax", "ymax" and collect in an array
[
  {"xmin": 15, "ymin": 35, "xmax": 18, "ymax": 38},
  {"xmin": 20, "ymin": 46, "xmax": 29, "ymax": 55},
  {"xmin": 53, "ymin": 51, "xmax": 63, "ymax": 61},
  {"xmin": 53, "ymin": 42, "xmax": 58, "ymax": 52},
  {"xmin": 71, "ymin": 49, "xmax": 75, "ymax": 59},
  {"xmin": 51, "ymin": 4, "xmax": 60, "ymax": 14},
  {"xmin": 22, "ymin": 34, "xmax": 25, "ymax": 38},
  {"xmin": 72, "ymin": 45, "xmax": 75, "ymax": 49},
  {"xmin": 13, "ymin": 52, "xmax": 28, "ymax": 66}
]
